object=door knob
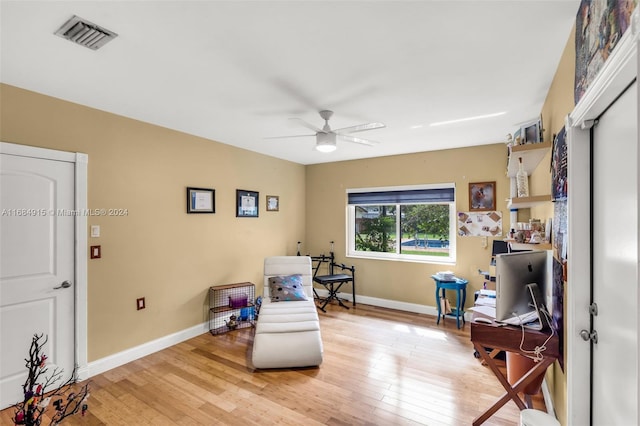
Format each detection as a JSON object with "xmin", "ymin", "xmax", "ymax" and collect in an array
[
  {"xmin": 580, "ymin": 329, "xmax": 598, "ymax": 344},
  {"xmin": 53, "ymin": 280, "xmax": 72, "ymax": 290}
]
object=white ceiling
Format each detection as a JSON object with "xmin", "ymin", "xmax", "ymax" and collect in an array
[{"xmin": 0, "ymin": 1, "xmax": 580, "ymax": 165}]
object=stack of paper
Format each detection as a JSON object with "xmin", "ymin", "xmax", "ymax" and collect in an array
[
  {"xmin": 474, "ymin": 297, "xmax": 496, "ymax": 307},
  {"xmin": 469, "ymin": 305, "xmax": 496, "ymax": 319},
  {"xmin": 479, "ymin": 289, "xmax": 496, "ymax": 297},
  {"xmin": 435, "ymin": 271, "xmax": 456, "ymax": 281}
]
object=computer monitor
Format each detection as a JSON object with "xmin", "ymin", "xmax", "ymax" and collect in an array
[
  {"xmin": 492, "ymin": 240, "xmax": 509, "ymax": 256},
  {"xmin": 495, "ymin": 250, "xmax": 549, "ymax": 322}
]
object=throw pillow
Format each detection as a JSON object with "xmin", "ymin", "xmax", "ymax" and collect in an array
[{"xmin": 268, "ymin": 274, "xmax": 307, "ymax": 302}]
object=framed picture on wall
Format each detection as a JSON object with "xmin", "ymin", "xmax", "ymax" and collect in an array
[
  {"xmin": 236, "ymin": 189, "xmax": 259, "ymax": 217},
  {"xmin": 186, "ymin": 187, "xmax": 215, "ymax": 214},
  {"xmin": 266, "ymin": 195, "xmax": 279, "ymax": 211},
  {"xmin": 469, "ymin": 181, "xmax": 496, "ymax": 211},
  {"xmin": 520, "ymin": 117, "xmax": 543, "ymax": 144}
]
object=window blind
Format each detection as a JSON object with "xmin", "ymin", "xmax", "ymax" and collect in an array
[{"xmin": 348, "ymin": 188, "xmax": 454, "ymax": 205}]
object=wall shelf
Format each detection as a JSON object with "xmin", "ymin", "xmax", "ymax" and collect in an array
[
  {"xmin": 507, "ymin": 194, "xmax": 552, "ymax": 209},
  {"xmin": 509, "ymin": 241, "xmax": 552, "ymax": 251},
  {"xmin": 506, "ymin": 141, "xmax": 552, "ymax": 177}
]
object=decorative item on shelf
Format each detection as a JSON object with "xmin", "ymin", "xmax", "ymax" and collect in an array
[
  {"xmin": 225, "ymin": 314, "xmax": 238, "ymax": 330},
  {"xmin": 229, "ymin": 293, "xmax": 248, "ymax": 309},
  {"xmin": 239, "ymin": 306, "xmax": 255, "ymax": 321},
  {"xmin": 516, "ymin": 157, "xmax": 530, "ymax": 197},
  {"xmin": 520, "ymin": 116, "xmax": 543, "ymax": 144},
  {"xmin": 505, "ymin": 133, "xmax": 514, "ymax": 148},
  {"xmin": 529, "ymin": 231, "xmax": 543, "ymax": 244},
  {"xmin": 513, "ymin": 128, "xmax": 522, "ymax": 145}
]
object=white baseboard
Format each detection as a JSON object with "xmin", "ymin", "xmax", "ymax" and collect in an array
[
  {"xmin": 315, "ymin": 289, "xmax": 474, "ymax": 321},
  {"xmin": 85, "ymin": 322, "xmax": 209, "ymax": 378}
]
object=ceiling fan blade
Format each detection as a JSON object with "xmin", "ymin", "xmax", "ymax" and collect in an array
[
  {"xmin": 263, "ymin": 134, "xmax": 315, "ymax": 140},
  {"xmin": 288, "ymin": 118, "xmax": 324, "ymax": 133},
  {"xmin": 334, "ymin": 122, "xmax": 385, "ymax": 134},
  {"xmin": 339, "ymin": 134, "xmax": 380, "ymax": 146}
]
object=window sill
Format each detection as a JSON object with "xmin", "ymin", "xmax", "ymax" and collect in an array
[{"xmin": 347, "ymin": 252, "xmax": 456, "ymax": 266}]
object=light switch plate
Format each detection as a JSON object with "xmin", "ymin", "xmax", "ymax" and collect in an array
[{"xmin": 91, "ymin": 225, "xmax": 100, "ymax": 238}]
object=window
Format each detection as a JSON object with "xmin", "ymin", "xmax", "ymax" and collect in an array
[{"xmin": 347, "ymin": 184, "xmax": 456, "ymax": 264}]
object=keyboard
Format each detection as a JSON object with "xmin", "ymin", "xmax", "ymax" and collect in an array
[{"xmin": 499, "ymin": 310, "xmax": 539, "ymax": 325}]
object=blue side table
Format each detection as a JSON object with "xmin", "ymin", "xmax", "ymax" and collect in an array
[{"xmin": 432, "ymin": 275, "xmax": 469, "ymax": 329}]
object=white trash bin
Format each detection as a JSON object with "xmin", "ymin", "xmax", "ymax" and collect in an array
[{"xmin": 520, "ymin": 409, "xmax": 561, "ymax": 426}]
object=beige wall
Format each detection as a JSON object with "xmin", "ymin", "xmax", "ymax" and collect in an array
[
  {"xmin": 306, "ymin": 144, "xmax": 511, "ymax": 307},
  {"xmin": 0, "ymin": 84, "xmax": 306, "ymax": 361}
]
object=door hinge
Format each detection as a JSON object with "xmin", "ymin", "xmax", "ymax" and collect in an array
[{"xmin": 589, "ymin": 302, "xmax": 598, "ymax": 316}]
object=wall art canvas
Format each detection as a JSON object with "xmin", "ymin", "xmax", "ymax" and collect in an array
[
  {"xmin": 468, "ymin": 182, "xmax": 496, "ymax": 211},
  {"xmin": 551, "ymin": 127, "xmax": 568, "ymax": 201},
  {"xmin": 574, "ymin": 0, "xmax": 637, "ymax": 104},
  {"xmin": 552, "ymin": 256, "xmax": 565, "ymax": 372}
]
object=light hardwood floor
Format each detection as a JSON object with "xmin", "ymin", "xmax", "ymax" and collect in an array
[{"xmin": 1, "ymin": 303, "xmax": 545, "ymax": 425}]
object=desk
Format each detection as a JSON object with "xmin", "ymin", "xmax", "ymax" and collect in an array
[
  {"xmin": 431, "ymin": 276, "xmax": 468, "ymax": 329},
  {"xmin": 470, "ymin": 322, "xmax": 559, "ymax": 426}
]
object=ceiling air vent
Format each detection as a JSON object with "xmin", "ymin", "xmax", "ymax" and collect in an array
[{"xmin": 54, "ymin": 15, "xmax": 118, "ymax": 50}]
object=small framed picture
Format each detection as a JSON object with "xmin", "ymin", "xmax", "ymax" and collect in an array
[
  {"xmin": 266, "ymin": 195, "xmax": 279, "ymax": 212},
  {"xmin": 469, "ymin": 182, "xmax": 496, "ymax": 211},
  {"xmin": 521, "ymin": 117, "xmax": 543, "ymax": 144},
  {"xmin": 186, "ymin": 187, "xmax": 215, "ymax": 214},
  {"xmin": 236, "ymin": 189, "xmax": 259, "ymax": 217}
]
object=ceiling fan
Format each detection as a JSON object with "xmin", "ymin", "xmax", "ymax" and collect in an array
[{"xmin": 267, "ymin": 110, "xmax": 385, "ymax": 153}]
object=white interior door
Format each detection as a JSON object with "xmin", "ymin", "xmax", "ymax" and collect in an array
[
  {"xmin": 591, "ymin": 81, "xmax": 638, "ymax": 425},
  {"xmin": 0, "ymin": 153, "xmax": 76, "ymax": 409}
]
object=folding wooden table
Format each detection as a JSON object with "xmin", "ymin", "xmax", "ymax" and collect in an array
[{"xmin": 470, "ymin": 322, "xmax": 559, "ymax": 426}]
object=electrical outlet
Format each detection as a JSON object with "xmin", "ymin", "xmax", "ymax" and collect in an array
[
  {"xmin": 90, "ymin": 245, "xmax": 101, "ymax": 259},
  {"xmin": 137, "ymin": 297, "xmax": 145, "ymax": 310}
]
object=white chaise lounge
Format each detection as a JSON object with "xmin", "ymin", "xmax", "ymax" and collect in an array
[{"xmin": 251, "ymin": 256, "xmax": 323, "ymax": 369}]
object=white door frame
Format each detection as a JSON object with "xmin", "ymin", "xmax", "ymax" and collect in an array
[
  {"xmin": 566, "ymin": 9, "xmax": 639, "ymax": 425},
  {"xmin": 0, "ymin": 141, "xmax": 89, "ymax": 380}
]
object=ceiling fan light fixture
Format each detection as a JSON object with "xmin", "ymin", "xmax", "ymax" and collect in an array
[
  {"xmin": 316, "ymin": 143, "xmax": 337, "ymax": 153},
  {"xmin": 315, "ymin": 132, "xmax": 337, "ymax": 153}
]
